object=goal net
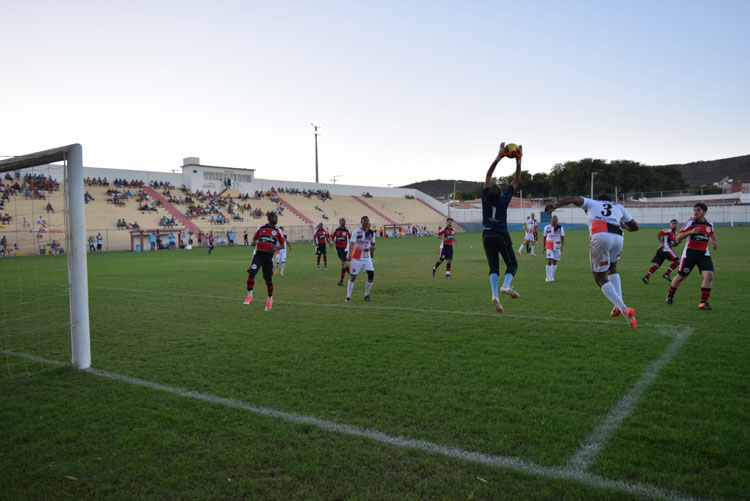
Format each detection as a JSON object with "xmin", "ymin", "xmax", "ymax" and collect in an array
[{"xmin": 0, "ymin": 144, "xmax": 90, "ymax": 378}]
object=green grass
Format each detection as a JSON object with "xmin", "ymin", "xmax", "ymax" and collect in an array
[{"xmin": 2, "ymin": 226, "xmax": 749, "ymax": 499}]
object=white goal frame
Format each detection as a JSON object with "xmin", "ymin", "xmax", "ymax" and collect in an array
[{"xmin": 0, "ymin": 144, "xmax": 91, "ymax": 369}]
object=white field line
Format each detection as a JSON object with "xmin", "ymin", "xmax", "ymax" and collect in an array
[
  {"xmin": 564, "ymin": 326, "xmax": 695, "ymax": 474},
  {"xmin": 87, "ymin": 285, "xmax": 688, "ymax": 331},
  {"xmin": 2, "ymin": 348, "xmax": 699, "ymax": 501}
]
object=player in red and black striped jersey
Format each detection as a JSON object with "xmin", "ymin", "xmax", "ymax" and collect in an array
[
  {"xmin": 432, "ymin": 218, "xmax": 457, "ymax": 278},
  {"xmin": 245, "ymin": 212, "xmax": 285, "ymax": 311},
  {"xmin": 207, "ymin": 232, "xmax": 215, "ymax": 255},
  {"xmin": 642, "ymin": 219, "xmax": 681, "ymax": 283},
  {"xmin": 331, "ymin": 218, "xmax": 352, "ymax": 285},
  {"xmin": 666, "ymin": 203, "xmax": 718, "ymax": 310},
  {"xmin": 312, "ymin": 222, "xmax": 331, "ymax": 270}
]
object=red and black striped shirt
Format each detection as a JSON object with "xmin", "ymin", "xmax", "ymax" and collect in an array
[{"xmin": 253, "ymin": 224, "xmax": 285, "ymax": 253}]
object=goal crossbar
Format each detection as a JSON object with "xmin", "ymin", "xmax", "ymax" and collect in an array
[{"xmin": 1, "ymin": 144, "xmax": 91, "ymax": 369}]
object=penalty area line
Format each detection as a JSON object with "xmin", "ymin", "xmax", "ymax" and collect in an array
[
  {"xmin": 564, "ymin": 326, "xmax": 695, "ymax": 474},
  {"xmin": 2, "ymin": 349, "xmax": 699, "ymax": 501}
]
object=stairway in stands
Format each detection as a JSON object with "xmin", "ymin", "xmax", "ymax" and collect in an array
[
  {"xmin": 351, "ymin": 196, "xmax": 397, "ymax": 225},
  {"xmin": 416, "ymin": 198, "xmax": 468, "ymax": 231},
  {"xmin": 143, "ymin": 186, "xmax": 202, "ymax": 235},
  {"xmin": 275, "ymin": 195, "xmax": 315, "ymax": 225}
]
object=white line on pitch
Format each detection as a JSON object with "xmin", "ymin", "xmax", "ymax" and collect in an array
[
  {"xmin": 87, "ymin": 285, "xmax": 688, "ymax": 331},
  {"xmin": 0, "ymin": 348, "xmax": 699, "ymax": 501},
  {"xmin": 564, "ymin": 326, "xmax": 695, "ymax": 474}
]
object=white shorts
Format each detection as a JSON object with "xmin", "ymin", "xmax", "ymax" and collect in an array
[
  {"xmin": 546, "ymin": 249, "xmax": 561, "ymax": 261},
  {"xmin": 589, "ymin": 232, "xmax": 623, "ymax": 272},
  {"xmin": 349, "ymin": 258, "xmax": 374, "ymax": 275},
  {"xmin": 275, "ymin": 250, "xmax": 287, "ymax": 262},
  {"xmin": 524, "ymin": 233, "xmax": 536, "ymax": 242}
]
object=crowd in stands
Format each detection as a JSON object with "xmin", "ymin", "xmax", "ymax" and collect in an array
[
  {"xmin": 111, "ymin": 178, "xmax": 145, "ymax": 188},
  {"xmin": 0, "ymin": 235, "xmax": 20, "ymax": 257},
  {"xmin": 256, "ymin": 186, "xmax": 332, "ymax": 201},
  {"xmin": 116, "ymin": 219, "xmax": 140, "ymax": 230},
  {"xmin": 159, "ymin": 216, "xmax": 177, "ymax": 227},
  {"xmin": 105, "ymin": 188, "xmax": 131, "ymax": 206},
  {"xmin": 362, "ymin": 192, "xmax": 373, "ymax": 198},
  {"xmin": 179, "ymin": 186, "xmax": 285, "ymax": 222},
  {"xmin": 1, "ymin": 173, "xmax": 58, "ymax": 201}
]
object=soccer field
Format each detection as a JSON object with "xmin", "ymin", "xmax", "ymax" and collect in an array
[{"xmin": 2, "ymin": 226, "xmax": 749, "ymax": 499}]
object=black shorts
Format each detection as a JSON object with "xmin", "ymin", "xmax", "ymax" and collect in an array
[
  {"xmin": 439, "ymin": 245, "xmax": 453, "ymax": 261},
  {"xmin": 336, "ymin": 247, "xmax": 348, "ymax": 261},
  {"xmin": 651, "ymin": 248, "xmax": 678, "ymax": 266},
  {"xmin": 316, "ymin": 243, "xmax": 327, "ymax": 255},
  {"xmin": 248, "ymin": 251, "xmax": 274, "ymax": 281},
  {"xmin": 482, "ymin": 230, "xmax": 518, "ymax": 276},
  {"xmin": 678, "ymin": 249, "xmax": 714, "ymax": 277}
]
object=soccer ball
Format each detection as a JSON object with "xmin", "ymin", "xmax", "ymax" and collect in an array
[{"xmin": 506, "ymin": 143, "xmax": 520, "ymax": 158}]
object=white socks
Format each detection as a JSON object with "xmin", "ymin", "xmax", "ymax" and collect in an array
[
  {"xmin": 347, "ymin": 280, "xmax": 354, "ymax": 298},
  {"xmin": 546, "ymin": 265, "xmax": 557, "ymax": 280},
  {"xmin": 601, "ymin": 282, "xmax": 627, "ymax": 312},
  {"xmin": 365, "ymin": 281, "xmax": 373, "ymax": 296},
  {"xmin": 609, "ymin": 273, "xmax": 622, "ymax": 299}
]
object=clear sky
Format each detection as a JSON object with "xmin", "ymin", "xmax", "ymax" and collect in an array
[{"xmin": 2, "ymin": 1, "xmax": 748, "ymax": 187}]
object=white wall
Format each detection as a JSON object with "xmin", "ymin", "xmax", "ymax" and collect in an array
[{"xmin": 450, "ymin": 204, "xmax": 750, "ymax": 226}]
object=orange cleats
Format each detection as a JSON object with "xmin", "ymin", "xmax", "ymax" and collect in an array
[
  {"xmin": 610, "ymin": 306, "xmax": 621, "ymax": 318},
  {"xmin": 625, "ymin": 307, "xmax": 637, "ymax": 329},
  {"xmin": 264, "ymin": 298, "xmax": 273, "ymax": 311}
]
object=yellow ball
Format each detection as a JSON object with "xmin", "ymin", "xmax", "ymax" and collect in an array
[{"xmin": 506, "ymin": 143, "xmax": 519, "ymax": 157}]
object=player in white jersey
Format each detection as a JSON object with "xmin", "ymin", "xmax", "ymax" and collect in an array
[
  {"xmin": 274, "ymin": 226, "xmax": 291, "ymax": 275},
  {"xmin": 517, "ymin": 214, "xmax": 538, "ymax": 256},
  {"xmin": 346, "ymin": 216, "xmax": 376, "ymax": 302},
  {"xmin": 545, "ymin": 196, "xmax": 639, "ymax": 328},
  {"xmin": 542, "ymin": 215, "xmax": 565, "ymax": 282}
]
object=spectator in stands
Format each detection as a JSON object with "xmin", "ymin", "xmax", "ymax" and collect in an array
[
  {"xmin": 96, "ymin": 233, "xmax": 103, "ymax": 252},
  {"xmin": 37, "ymin": 215, "xmax": 47, "ymax": 228},
  {"xmin": 88, "ymin": 235, "xmax": 96, "ymax": 253},
  {"xmin": 0, "ymin": 235, "xmax": 6, "ymax": 256},
  {"xmin": 46, "ymin": 202, "xmax": 54, "ymax": 213},
  {"xmin": 22, "ymin": 216, "xmax": 30, "ymax": 228},
  {"xmin": 168, "ymin": 233, "xmax": 176, "ymax": 249}
]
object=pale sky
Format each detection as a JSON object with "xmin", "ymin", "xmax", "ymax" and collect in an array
[{"xmin": 2, "ymin": 1, "xmax": 748, "ymax": 187}]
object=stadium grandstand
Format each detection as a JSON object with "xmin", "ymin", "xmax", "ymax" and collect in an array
[{"xmin": 2, "ymin": 156, "xmax": 749, "ymax": 255}]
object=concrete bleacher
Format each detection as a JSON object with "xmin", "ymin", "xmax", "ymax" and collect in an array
[
  {"xmin": 357, "ymin": 197, "xmax": 451, "ymax": 229},
  {"xmin": 276, "ymin": 193, "xmax": 390, "ymax": 228}
]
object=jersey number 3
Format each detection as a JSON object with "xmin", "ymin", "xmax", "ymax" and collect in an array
[{"xmin": 600, "ymin": 204, "xmax": 612, "ymax": 217}]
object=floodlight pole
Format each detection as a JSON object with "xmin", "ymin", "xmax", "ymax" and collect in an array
[{"xmin": 311, "ymin": 124, "xmax": 321, "ymax": 184}]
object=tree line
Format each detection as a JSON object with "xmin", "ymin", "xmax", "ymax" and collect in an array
[{"xmin": 453, "ymin": 158, "xmax": 689, "ymax": 200}]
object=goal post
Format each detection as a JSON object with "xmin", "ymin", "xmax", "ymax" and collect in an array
[{"xmin": 0, "ymin": 144, "xmax": 91, "ymax": 370}]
